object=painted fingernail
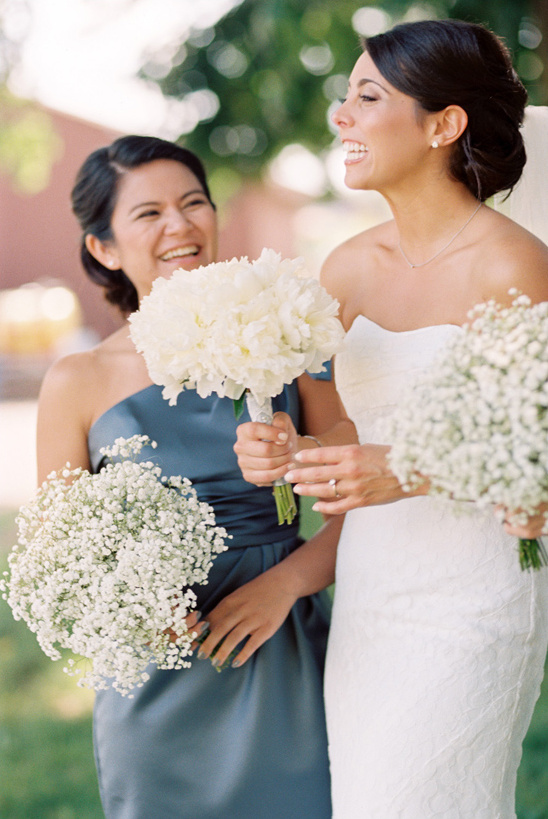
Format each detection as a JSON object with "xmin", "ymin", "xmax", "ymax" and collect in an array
[
  {"xmin": 197, "ymin": 649, "xmax": 207, "ymax": 660},
  {"xmin": 232, "ymin": 659, "xmax": 241, "ymax": 668},
  {"xmin": 195, "ymin": 620, "xmax": 209, "ymax": 636},
  {"xmin": 211, "ymin": 656, "xmax": 220, "ymax": 668}
]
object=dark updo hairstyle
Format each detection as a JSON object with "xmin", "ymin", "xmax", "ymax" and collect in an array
[
  {"xmin": 71, "ymin": 135, "xmax": 215, "ymax": 314},
  {"xmin": 364, "ymin": 19, "xmax": 527, "ymax": 201}
]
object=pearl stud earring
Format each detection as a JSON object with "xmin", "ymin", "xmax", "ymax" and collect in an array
[{"xmin": 432, "ymin": 140, "xmax": 439, "ymax": 148}]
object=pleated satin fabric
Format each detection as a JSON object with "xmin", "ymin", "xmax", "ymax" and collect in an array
[{"xmin": 88, "ymin": 384, "xmax": 332, "ymax": 819}]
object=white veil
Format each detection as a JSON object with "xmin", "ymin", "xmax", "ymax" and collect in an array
[{"xmin": 493, "ymin": 105, "xmax": 548, "ymax": 245}]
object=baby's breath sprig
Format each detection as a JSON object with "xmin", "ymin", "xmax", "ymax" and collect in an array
[
  {"xmin": 0, "ymin": 435, "xmax": 228, "ymax": 696},
  {"xmin": 388, "ymin": 293, "xmax": 548, "ymax": 572}
]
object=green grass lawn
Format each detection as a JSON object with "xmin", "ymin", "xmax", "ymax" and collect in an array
[{"xmin": 1, "ymin": 506, "xmax": 547, "ymax": 818}]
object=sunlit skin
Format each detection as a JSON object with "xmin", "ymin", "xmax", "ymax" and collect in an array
[
  {"xmin": 86, "ymin": 159, "xmax": 218, "ymax": 301},
  {"xmin": 234, "ymin": 50, "xmax": 548, "ymax": 540}
]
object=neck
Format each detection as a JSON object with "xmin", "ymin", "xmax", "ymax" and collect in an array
[{"xmin": 384, "ymin": 185, "xmax": 481, "ymax": 266}]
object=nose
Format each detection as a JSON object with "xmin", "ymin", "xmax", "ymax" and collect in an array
[
  {"xmin": 164, "ymin": 207, "xmax": 193, "ymax": 234},
  {"xmin": 332, "ymin": 100, "xmax": 352, "ymax": 129}
]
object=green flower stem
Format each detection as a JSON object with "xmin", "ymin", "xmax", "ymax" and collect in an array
[
  {"xmin": 518, "ymin": 538, "xmax": 548, "ymax": 571},
  {"xmin": 273, "ymin": 480, "xmax": 298, "ymax": 526}
]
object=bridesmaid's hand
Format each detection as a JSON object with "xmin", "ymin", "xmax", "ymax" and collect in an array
[
  {"xmin": 285, "ymin": 443, "xmax": 418, "ymax": 515},
  {"xmin": 234, "ymin": 412, "xmax": 298, "ymax": 486},
  {"xmin": 162, "ymin": 608, "xmax": 208, "ymax": 644},
  {"xmin": 192, "ymin": 572, "xmax": 298, "ymax": 669}
]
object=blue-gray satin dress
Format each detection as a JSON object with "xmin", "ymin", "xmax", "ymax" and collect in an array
[{"xmin": 88, "ymin": 383, "xmax": 332, "ymax": 819}]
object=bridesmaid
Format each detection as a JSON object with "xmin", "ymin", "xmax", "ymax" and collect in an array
[{"xmin": 37, "ymin": 134, "xmax": 349, "ymax": 819}]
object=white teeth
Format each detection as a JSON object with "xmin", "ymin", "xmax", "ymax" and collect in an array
[
  {"xmin": 344, "ymin": 141, "xmax": 368, "ymax": 160},
  {"xmin": 161, "ymin": 245, "xmax": 199, "ymax": 260}
]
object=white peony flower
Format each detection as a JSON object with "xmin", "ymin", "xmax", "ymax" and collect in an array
[{"xmin": 128, "ymin": 247, "xmax": 345, "ymax": 408}]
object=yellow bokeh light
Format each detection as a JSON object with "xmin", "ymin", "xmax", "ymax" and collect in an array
[{"xmin": 0, "ymin": 282, "xmax": 82, "ymax": 354}]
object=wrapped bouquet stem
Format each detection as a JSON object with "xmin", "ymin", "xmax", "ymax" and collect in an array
[
  {"xmin": 129, "ymin": 247, "xmax": 345, "ymax": 525},
  {"xmin": 245, "ymin": 392, "xmax": 297, "ymax": 524},
  {"xmin": 387, "ymin": 293, "xmax": 548, "ymax": 571}
]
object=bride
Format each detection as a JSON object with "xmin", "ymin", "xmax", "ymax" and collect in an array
[{"xmin": 231, "ymin": 19, "xmax": 548, "ymax": 819}]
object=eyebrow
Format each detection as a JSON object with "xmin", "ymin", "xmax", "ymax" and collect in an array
[
  {"xmin": 128, "ymin": 189, "xmax": 207, "ymax": 215},
  {"xmin": 355, "ymin": 77, "xmax": 390, "ymax": 93}
]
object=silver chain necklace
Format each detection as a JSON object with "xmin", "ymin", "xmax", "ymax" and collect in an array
[{"xmin": 398, "ymin": 202, "xmax": 482, "ymax": 269}]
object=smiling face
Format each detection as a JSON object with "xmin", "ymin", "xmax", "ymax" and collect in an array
[
  {"xmin": 97, "ymin": 158, "xmax": 218, "ymax": 301},
  {"xmin": 332, "ymin": 51, "xmax": 437, "ymax": 196}
]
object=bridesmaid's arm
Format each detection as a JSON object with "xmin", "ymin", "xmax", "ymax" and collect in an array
[
  {"xmin": 37, "ymin": 354, "xmax": 95, "ymax": 481},
  {"xmin": 193, "ymin": 515, "xmax": 344, "ymax": 669}
]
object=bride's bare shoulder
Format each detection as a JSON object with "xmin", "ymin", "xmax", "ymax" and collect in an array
[
  {"xmin": 480, "ymin": 209, "xmax": 548, "ymax": 303},
  {"xmin": 324, "ymin": 221, "xmax": 392, "ymax": 262},
  {"xmin": 319, "ymin": 221, "xmax": 394, "ymax": 322}
]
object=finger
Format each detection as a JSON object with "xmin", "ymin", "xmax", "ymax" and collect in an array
[
  {"xmin": 311, "ymin": 497, "xmax": 361, "ymax": 515},
  {"xmin": 286, "ymin": 465, "xmax": 342, "ymax": 484},
  {"xmin": 236, "ymin": 421, "xmax": 287, "ymax": 445},
  {"xmin": 236, "ymin": 446, "xmax": 293, "ymax": 467},
  {"xmin": 235, "ymin": 434, "xmax": 292, "ymax": 456},
  {"xmin": 209, "ymin": 623, "xmax": 253, "ymax": 668},
  {"xmin": 189, "ymin": 619, "xmax": 210, "ymax": 650},
  {"xmin": 271, "ymin": 413, "xmax": 292, "ymax": 445},
  {"xmin": 230, "ymin": 630, "xmax": 271, "ymax": 668},
  {"xmin": 185, "ymin": 609, "xmax": 202, "ymax": 630},
  {"xmin": 292, "ymin": 480, "xmax": 337, "ymax": 498},
  {"xmin": 294, "ymin": 445, "xmax": 348, "ymax": 465}
]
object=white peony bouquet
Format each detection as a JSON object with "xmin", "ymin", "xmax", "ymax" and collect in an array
[
  {"xmin": 0, "ymin": 435, "xmax": 227, "ymax": 696},
  {"xmin": 387, "ymin": 293, "xmax": 548, "ymax": 571},
  {"xmin": 129, "ymin": 247, "xmax": 345, "ymax": 524}
]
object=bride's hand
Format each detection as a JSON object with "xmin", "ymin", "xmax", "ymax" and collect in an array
[
  {"xmin": 192, "ymin": 572, "xmax": 298, "ymax": 669},
  {"xmin": 234, "ymin": 412, "xmax": 298, "ymax": 486},
  {"xmin": 500, "ymin": 504, "xmax": 548, "ymax": 539},
  {"xmin": 285, "ymin": 443, "xmax": 419, "ymax": 515}
]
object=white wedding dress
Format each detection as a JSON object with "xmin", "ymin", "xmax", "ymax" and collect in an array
[{"xmin": 325, "ymin": 316, "xmax": 548, "ymax": 818}]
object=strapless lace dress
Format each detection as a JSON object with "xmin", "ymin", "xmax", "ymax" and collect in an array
[{"xmin": 325, "ymin": 315, "xmax": 548, "ymax": 819}]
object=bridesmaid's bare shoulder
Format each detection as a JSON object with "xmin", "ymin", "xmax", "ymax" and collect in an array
[{"xmin": 38, "ymin": 325, "xmax": 140, "ymax": 432}]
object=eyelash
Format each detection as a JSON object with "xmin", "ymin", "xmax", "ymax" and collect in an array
[
  {"xmin": 338, "ymin": 94, "xmax": 377, "ymax": 105},
  {"xmin": 137, "ymin": 199, "xmax": 208, "ymax": 219}
]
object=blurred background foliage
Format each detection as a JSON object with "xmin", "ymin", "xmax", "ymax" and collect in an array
[
  {"xmin": 1, "ymin": 0, "xmax": 547, "ymax": 192},
  {"xmin": 0, "ymin": 0, "xmax": 62, "ymax": 193},
  {"xmin": 139, "ymin": 0, "xmax": 548, "ymax": 179}
]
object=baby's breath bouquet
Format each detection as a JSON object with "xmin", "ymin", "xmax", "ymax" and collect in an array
[
  {"xmin": 129, "ymin": 247, "xmax": 345, "ymax": 524},
  {"xmin": 0, "ymin": 435, "xmax": 227, "ymax": 696},
  {"xmin": 387, "ymin": 293, "xmax": 548, "ymax": 571}
]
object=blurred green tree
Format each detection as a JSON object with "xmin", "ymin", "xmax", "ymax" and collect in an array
[
  {"xmin": 0, "ymin": 0, "xmax": 62, "ymax": 193},
  {"xmin": 140, "ymin": 0, "xmax": 547, "ymax": 180}
]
